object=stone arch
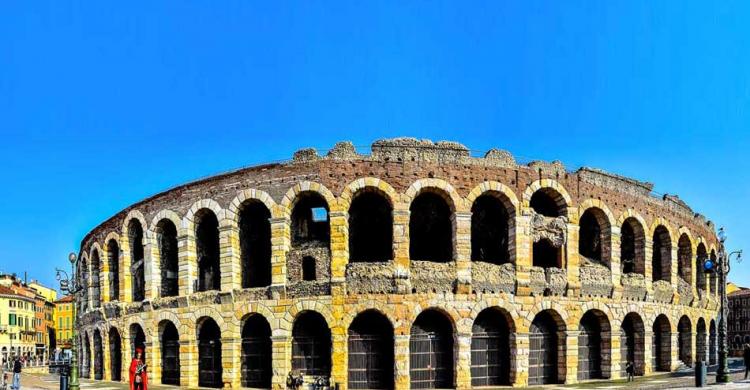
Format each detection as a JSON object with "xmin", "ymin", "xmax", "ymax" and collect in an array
[
  {"xmin": 408, "ymin": 184, "xmax": 458, "ymax": 262},
  {"xmin": 403, "ymin": 178, "xmax": 465, "ymax": 212},
  {"xmin": 651, "ymin": 222, "xmax": 673, "ymax": 283},
  {"xmin": 341, "ymin": 306, "xmax": 396, "ymax": 334},
  {"xmin": 193, "ymin": 307, "xmax": 230, "ymax": 335},
  {"xmin": 122, "ymin": 210, "xmax": 149, "ymax": 239},
  {"xmin": 149, "ymin": 209, "xmax": 182, "ymax": 234},
  {"xmin": 677, "ymin": 232, "xmax": 693, "ymax": 285},
  {"xmin": 240, "ymin": 312, "xmax": 273, "ymax": 389},
  {"xmin": 653, "ymin": 314, "xmax": 672, "ymax": 372},
  {"xmin": 648, "ymin": 218, "xmax": 675, "ymax": 246},
  {"xmin": 347, "ymin": 182, "xmax": 394, "ymax": 262},
  {"xmin": 347, "ymin": 309, "xmax": 395, "ymax": 390},
  {"xmin": 522, "ymin": 179, "xmax": 574, "ymax": 219},
  {"xmin": 184, "ymin": 198, "xmax": 225, "ymax": 229},
  {"xmin": 470, "ymin": 306, "xmax": 517, "ymax": 386},
  {"xmin": 153, "ymin": 311, "xmax": 183, "ymax": 332},
  {"xmin": 578, "ymin": 199, "xmax": 616, "ymax": 227},
  {"xmin": 410, "ymin": 308, "xmax": 456, "ymax": 389},
  {"xmin": 338, "ymin": 177, "xmax": 399, "ymax": 210},
  {"xmin": 469, "ymin": 183, "xmax": 518, "ymax": 265},
  {"xmin": 528, "ymin": 301, "xmax": 570, "ymax": 331},
  {"xmin": 466, "ymin": 300, "xmax": 523, "ymax": 334},
  {"xmin": 406, "ymin": 304, "xmax": 460, "ymax": 334},
  {"xmin": 228, "ymin": 188, "xmax": 281, "ymax": 221},
  {"xmin": 282, "ymin": 300, "xmax": 336, "ymax": 333},
  {"xmin": 577, "ymin": 309, "xmax": 612, "ymax": 380},
  {"xmin": 234, "ymin": 302, "xmax": 277, "ymax": 332},
  {"xmin": 466, "ymin": 181, "xmax": 520, "ymax": 212},
  {"xmin": 578, "ymin": 201, "xmax": 615, "ymax": 268},
  {"xmin": 528, "ymin": 308, "xmax": 568, "ymax": 385},
  {"xmin": 678, "ymin": 315, "xmax": 693, "ymax": 366},
  {"xmin": 280, "ymin": 181, "xmax": 337, "ymax": 213}
]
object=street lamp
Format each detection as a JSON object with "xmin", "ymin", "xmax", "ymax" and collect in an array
[
  {"xmin": 708, "ymin": 227, "xmax": 743, "ymax": 383},
  {"xmin": 56, "ymin": 252, "xmax": 84, "ymax": 390}
]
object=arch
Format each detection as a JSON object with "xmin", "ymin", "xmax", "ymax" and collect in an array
[
  {"xmin": 410, "ymin": 309, "xmax": 454, "ymax": 389},
  {"xmin": 195, "ymin": 208, "xmax": 221, "ymax": 291},
  {"xmin": 522, "ymin": 180, "xmax": 573, "ymax": 218},
  {"xmin": 89, "ymin": 248, "xmax": 102, "ymax": 309},
  {"xmin": 197, "ymin": 316, "xmax": 223, "ymax": 388},
  {"xmin": 578, "ymin": 205, "xmax": 613, "ymax": 268},
  {"xmin": 105, "ymin": 236, "xmax": 121, "ymax": 301},
  {"xmin": 149, "ymin": 209, "xmax": 182, "ymax": 235},
  {"xmin": 184, "ymin": 198, "xmax": 225, "ymax": 226},
  {"xmin": 620, "ymin": 216, "xmax": 646, "ymax": 275},
  {"xmin": 696, "ymin": 318, "xmax": 707, "ymax": 363},
  {"xmin": 241, "ymin": 314, "xmax": 272, "ymax": 388},
  {"xmin": 348, "ymin": 310, "xmax": 394, "ymax": 390},
  {"xmin": 696, "ymin": 243, "xmax": 708, "ymax": 293},
  {"xmin": 292, "ymin": 311, "xmax": 332, "ymax": 377},
  {"xmin": 159, "ymin": 320, "xmax": 180, "ymax": 385},
  {"xmin": 528, "ymin": 309, "xmax": 566, "ymax": 385},
  {"xmin": 466, "ymin": 181, "xmax": 520, "ymax": 212},
  {"xmin": 652, "ymin": 314, "xmax": 672, "ymax": 372},
  {"xmin": 709, "ymin": 319, "xmax": 717, "ymax": 365},
  {"xmin": 678, "ymin": 233, "xmax": 693, "ymax": 285},
  {"xmin": 282, "ymin": 300, "xmax": 336, "ymax": 334},
  {"xmin": 155, "ymin": 218, "xmax": 179, "ymax": 297},
  {"xmin": 578, "ymin": 309, "xmax": 611, "ymax": 380},
  {"xmin": 621, "ymin": 312, "xmax": 645, "ymax": 377},
  {"xmin": 238, "ymin": 199, "xmax": 272, "ymax": 288},
  {"xmin": 280, "ymin": 181, "xmax": 337, "ymax": 212},
  {"xmin": 228, "ymin": 188, "xmax": 280, "ymax": 222},
  {"xmin": 128, "ymin": 323, "xmax": 146, "ymax": 362},
  {"xmin": 652, "ymin": 225, "xmax": 672, "ymax": 283},
  {"xmin": 471, "ymin": 192, "xmax": 513, "ymax": 265},
  {"xmin": 93, "ymin": 329, "xmax": 103, "ymax": 380},
  {"xmin": 678, "ymin": 315, "xmax": 692, "ymax": 366},
  {"xmin": 126, "ymin": 218, "xmax": 146, "ymax": 302},
  {"xmin": 471, "ymin": 307, "xmax": 514, "ymax": 386},
  {"xmin": 348, "ymin": 189, "xmax": 393, "ymax": 262},
  {"xmin": 403, "ymin": 178, "xmax": 464, "ymax": 212},
  {"xmin": 338, "ymin": 177, "xmax": 399, "ymax": 210},
  {"xmin": 290, "ymin": 190, "xmax": 331, "ymax": 248},
  {"xmin": 79, "ymin": 253, "xmax": 90, "ymax": 312},
  {"xmin": 82, "ymin": 332, "xmax": 92, "ymax": 378},
  {"xmin": 109, "ymin": 327, "xmax": 122, "ymax": 381},
  {"xmin": 409, "ymin": 190, "xmax": 454, "ymax": 262}
]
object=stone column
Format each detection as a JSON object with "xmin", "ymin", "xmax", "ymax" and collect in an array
[
  {"xmin": 100, "ymin": 257, "xmax": 111, "ymax": 305},
  {"xmin": 392, "ymin": 208, "xmax": 411, "ymax": 293},
  {"xmin": 644, "ymin": 237, "xmax": 654, "ymax": 299},
  {"xmin": 514, "ymin": 215, "xmax": 532, "ymax": 296},
  {"xmin": 145, "ymin": 238, "xmax": 160, "ymax": 300},
  {"xmin": 329, "ymin": 210, "xmax": 349, "ymax": 294},
  {"xmin": 455, "ymin": 332, "xmax": 472, "ymax": 389},
  {"xmin": 223, "ymin": 334, "xmax": 241, "ymax": 388},
  {"xmin": 219, "ymin": 223, "xmax": 241, "ymax": 292},
  {"xmin": 609, "ymin": 330, "xmax": 620, "ymax": 379},
  {"xmin": 513, "ymin": 332, "xmax": 529, "ymax": 387},
  {"xmin": 180, "ymin": 339, "xmax": 197, "ymax": 387},
  {"xmin": 564, "ymin": 330, "xmax": 579, "ymax": 384},
  {"xmin": 671, "ymin": 331, "xmax": 680, "ymax": 371},
  {"xmin": 566, "ymin": 224, "xmax": 581, "ymax": 297},
  {"xmin": 120, "ymin": 237, "xmax": 132, "ymax": 302},
  {"xmin": 102, "ymin": 330, "xmax": 110, "ymax": 382},
  {"xmin": 394, "ymin": 334, "xmax": 410, "ymax": 390},
  {"xmin": 453, "ymin": 212, "xmax": 472, "ymax": 294},
  {"xmin": 178, "ymin": 232, "xmax": 196, "ymax": 296},
  {"xmin": 643, "ymin": 330, "xmax": 653, "ymax": 375},
  {"xmin": 331, "ymin": 330, "xmax": 347, "ymax": 389},
  {"xmin": 270, "ymin": 217, "xmax": 290, "ymax": 290},
  {"xmin": 610, "ymin": 226, "xmax": 623, "ymax": 298},
  {"xmin": 670, "ymin": 244, "xmax": 679, "ymax": 294},
  {"xmin": 271, "ymin": 335, "xmax": 290, "ymax": 390},
  {"xmin": 149, "ymin": 332, "xmax": 162, "ymax": 384}
]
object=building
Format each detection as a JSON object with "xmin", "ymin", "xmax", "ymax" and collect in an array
[
  {"xmin": 0, "ymin": 274, "xmax": 58, "ymax": 363},
  {"xmin": 76, "ymin": 138, "xmax": 721, "ymax": 389},
  {"xmin": 54, "ymin": 295, "xmax": 75, "ymax": 356},
  {"xmin": 728, "ymin": 287, "xmax": 750, "ymax": 356},
  {"xmin": 0, "ymin": 284, "xmax": 37, "ymax": 363}
]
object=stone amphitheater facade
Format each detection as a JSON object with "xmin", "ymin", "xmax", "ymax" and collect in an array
[{"xmin": 75, "ymin": 138, "xmax": 721, "ymax": 389}]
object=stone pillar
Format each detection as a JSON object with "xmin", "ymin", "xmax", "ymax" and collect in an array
[
  {"xmin": 566, "ymin": 224, "xmax": 581, "ymax": 297},
  {"xmin": 670, "ymin": 244, "xmax": 679, "ymax": 293},
  {"xmin": 392, "ymin": 208, "xmax": 411, "ymax": 293},
  {"xmin": 515, "ymin": 215, "xmax": 532, "ymax": 296},
  {"xmin": 564, "ymin": 330, "xmax": 579, "ymax": 384},
  {"xmin": 146, "ymin": 238, "xmax": 160, "ymax": 300},
  {"xmin": 610, "ymin": 226, "xmax": 623, "ymax": 298},
  {"xmin": 331, "ymin": 330, "xmax": 347, "ymax": 389},
  {"xmin": 453, "ymin": 212, "xmax": 472, "ymax": 294},
  {"xmin": 671, "ymin": 331, "xmax": 680, "ymax": 371},
  {"xmin": 271, "ymin": 335, "xmax": 290, "ymax": 390},
  {"xmin": 394, "ymin": 334, "xmax": 410, "ymax": 390},
  {"xmin": 643, "ymin": 330, "xmax": 653, "ymax": 375},
  {"xmin": 223, "ymin": 334, "xmax": 241, "ymax": 388},
  {"xmin": 329, "ymin": 210, "xmax": 349, "ymax": 286},
  {"xmin": 181, "ymin": 339, "xmax": 197, "ymax": 387},
  {"xmin": 644, "ymin": 237, "xmax": 654, "ymax": 298},
  {"xmin": 178, "ymin": 232, "xmax": 196, "ymax": 296},
  {"xmin": 513, "ymin": 332, "xmax": 529, "ymax": 387},
  {"xmin": 219, "ymin": 223, "xmax": 241, "ymax": 292},
  {"xmin": 120, "ymin": 237, "xmax": 132, "ymax": 302},
  {"xmin": 100, "ymin": 257, "xmax": 111, "ymax": 304},
  {"xmin": 455, "ymin": 332, "xmax": 472, "ymax": 389},
  {"xmin": 150, "ymin": 332, "xmax": 162, "ymax": 384},
  {"xmin": 102, "ymin": 330, "xmax": 110, "ymax": 382},
  {"xmin": 270, "ymin": 217, "xmax": 290, "ymax": 290},
  {"xmin": 609, "ymin": 330, "xmax": 620, "ymax": 379}
]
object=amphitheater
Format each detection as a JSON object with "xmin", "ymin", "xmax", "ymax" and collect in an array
[{"xmin": 75, "ymin": 138, "xmax": 721, "ymax": 389}]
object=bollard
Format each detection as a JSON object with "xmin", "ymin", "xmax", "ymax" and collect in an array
[{"xmin": 694, "ymin": 361, "xmax": 706, "ymax": 387}]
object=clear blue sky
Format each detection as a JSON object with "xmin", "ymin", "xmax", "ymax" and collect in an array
[{"xmin": 1, "ymin": 2, "xmax": 749, "ymax": 290}]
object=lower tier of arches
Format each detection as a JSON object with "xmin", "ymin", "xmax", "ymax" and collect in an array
[{"xmin": 76, "ymin": 295, "xmax": 718, "ymax": 389}]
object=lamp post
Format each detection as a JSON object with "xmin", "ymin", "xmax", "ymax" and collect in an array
[
  {"xmin": 712, "ymin": 227, "xmax": 742, "ymax": 383},
  {"xmin": 56, "ymin": 252, "xmax": 83, "ymax": 390}
]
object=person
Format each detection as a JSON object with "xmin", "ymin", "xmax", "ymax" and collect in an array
[
  {"xmin": 744, "ymin": 343, "xmax": 750, "ymax": 380},
  {"xmin": 11, "ymin": 357, "xmax": 21, "ymax": 390},
  {"xmin": 625, "ymin": 360, "xmax": 635, "ymax": 382},
  {"xmin": 128, "ymin": 348, "xmax": 147, "ymax": 390}
]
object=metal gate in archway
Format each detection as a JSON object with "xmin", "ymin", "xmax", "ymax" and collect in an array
[
  {"xmin": 409, "ymin": 332, "xmax": 453, "ymax": 389},
  {"xmin": 348, "ymin": 334, "xmax": 393, "ymax": 389},
  {"xmin": 199, "ymin": 338, "xmax": 223, "ymax": 388},
  {"xmin": 528, "ymin": 323, "xmax": 557, "ymax": 385},
  {"xmin": 578, "ymin": 323, "xmax": 602, "ymax": 380},
  {"xmin": 93, "ymin": 333, "xmax": 103, "ymax": 380},
  {"xmin": 161, "ymin": 339, "xmax": 180, "ymax": 385}
]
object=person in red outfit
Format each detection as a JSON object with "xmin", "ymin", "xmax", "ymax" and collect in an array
[{"xmin": 128, "ymin": 347, "xmax": 147, "ymax": 390}]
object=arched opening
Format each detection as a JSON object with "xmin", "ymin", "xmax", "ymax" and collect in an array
[
  {"xmin": 128, "ymin": 219, "xmax": 145, "ymax": 302},
  {"xmin": 241, "ymin": 314, "xmax": 272, "ymax": 389},
  {"xmin": 678, "ymin": 234, "xmax": 693, "ymax": 286},
  {"xmin": 652, "ymin": 315, "xmax": 671, "ymax": 372},
  {"xmin": 80, "ymin": 259, "xmax": 89, "ymax": 312},
  {"xmin": 129, "ymin": 324, "xmax": 146, "ymax": 362},
  {"xmin": 471, "ymin": 308, "xmax": 513, "ymax": 386},
  {"xmin": 710, "ymin": 250, "xmax": 718, "ymax": 295},
  {"xmin": 533, "ymin": 239, "xmax": 560, "ymax": 269},
  {"xmin": 160, "ymin": 321, "xmax": 180, "ymax": 385},
  {"xmin": 409, "ymin": 192, "xmax": 453, "ymax": 262},
  {"xmin": 696, "ymin": 318, "xmax": 707, "ymax": 363},
  {"xmin": 157, "ymin": 219, "xmax": 179, "ymax": 297},
  {"xmin": 349, "ymin": 191, "xmax": 393, "ymax": 263},
  {"xmin": 198, "ymin": 318, "xmax": 223, "ymax": 388},
  {"xmin": 620, "ymin": 313, "xmax": 645, "ymax": 377},
  {"xmin": 83, "ymin": 335, "xmax": 91, "ymax": 378},
  {"xmin": 696, "ymin": 244, "xmax": 707, "ymax": 293},
  {"xmin": 678, "ymin": 316, "xmax": 692, "ymax": 366},
  {"xmin": 578, "ymin": 310, "xmax": 611, "ymax": 380},
  {"xmin": 529, "ymin": 310, "xmax": 565, "ymax": 385},
  {"xmin": 289, "ymin": 192, "xmax": 331, "ymax": 283},
  {"xmin": 620, "ymin": 218, "xmax": 645, "ymax": 275},
  {"xmin": 471, "ymin": 194, "xmax": 512, "ymax": 265},
  {"xmin": 93, "ymin": 330, "xmax": 103, "ymax": 380},
  {"xmin": 410, "ymin": 309, "xmax": 454, "ymax": 389},
  {"xmin": 107, "ymin": 239, "xmax": 120, "ymax": 301},
  {"xmin": 240, "ymin": 201, "xmax": 272, "ymax": 288},
  {"xmin": 530, "ymin": 190, "xmax": 565, "ymax": 217},
  {"xmin": 109, "ymin": 328, "xmax": 122, "ymax": 381},
  {"xmin": 579, "ymin": 208, "xmax": 611, "ymax": 267},
  {"xmin": 652, "ymin": 226, "xmax": 672, "ymax": 282},
  {"xmin": 348, "ymin": 310, "xmax": 394, "ymax": 390},
  {"xmin": 292, "ymin": 311, "xmax": 331, "ymax": 377},
  {"xmin": 196, "ymin": 209, "xmax": 221, "ymax": 292},
  {"xmin": 90, "ymin": 251, "xmax": 101, "ymax": 308},
  {"xmin": 709, "ymin": 320, "xmax": 717, "ymax": 365}
]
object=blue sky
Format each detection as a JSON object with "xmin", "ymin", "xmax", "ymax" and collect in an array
[{"xmin": 1, "ymin": 2, "xmax": 749, "ymax": 290}]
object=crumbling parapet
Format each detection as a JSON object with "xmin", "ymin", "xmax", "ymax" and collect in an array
[
  {"xmin": 579, "ymin": 261, "xmax": 613, "ymax": 297},
  {"xmin": 529, "ymin": 266, "xmax": 567, "ymax": 296},
  {"xmin": 345, "ymin": 262, "xmax": 397, "ymax": 294},
  {"xmin": 410, "ymin": 260, "xmax": 456, "ymax": 293},
  {"xmin": 677, "ymin": 277, "xmax": 694, "ymax": 306},
  {"xmin": 652, "ymin": 280, "xmax": 675, "ymax": 304},
  {"xmin": 621, "ymin": 273, "xmax": 647, "ymax": 301},
  {"xmin": 471, "ymin": 261, "xmax": 515, "ymax": 294}
]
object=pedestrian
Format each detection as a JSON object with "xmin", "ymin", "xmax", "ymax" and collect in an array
[
  {"xmin": 625, "ymin": 360, "xmax": 635, "ymax": 382},
  {"xmin": 11, "ymin": 357, "xmax": 21, "ymax": 390},
  {"xmin": 128, "ymin": 347, "xmax": 147, "ymax": 390},
  {"xmin": 744, "ymin": 343, "xmax": 750, "ymax": 380}
]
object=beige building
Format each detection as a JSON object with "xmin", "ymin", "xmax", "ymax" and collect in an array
[{"xmin": 75, "ymin": 138, "xmax": 720, "ymax": 389}]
